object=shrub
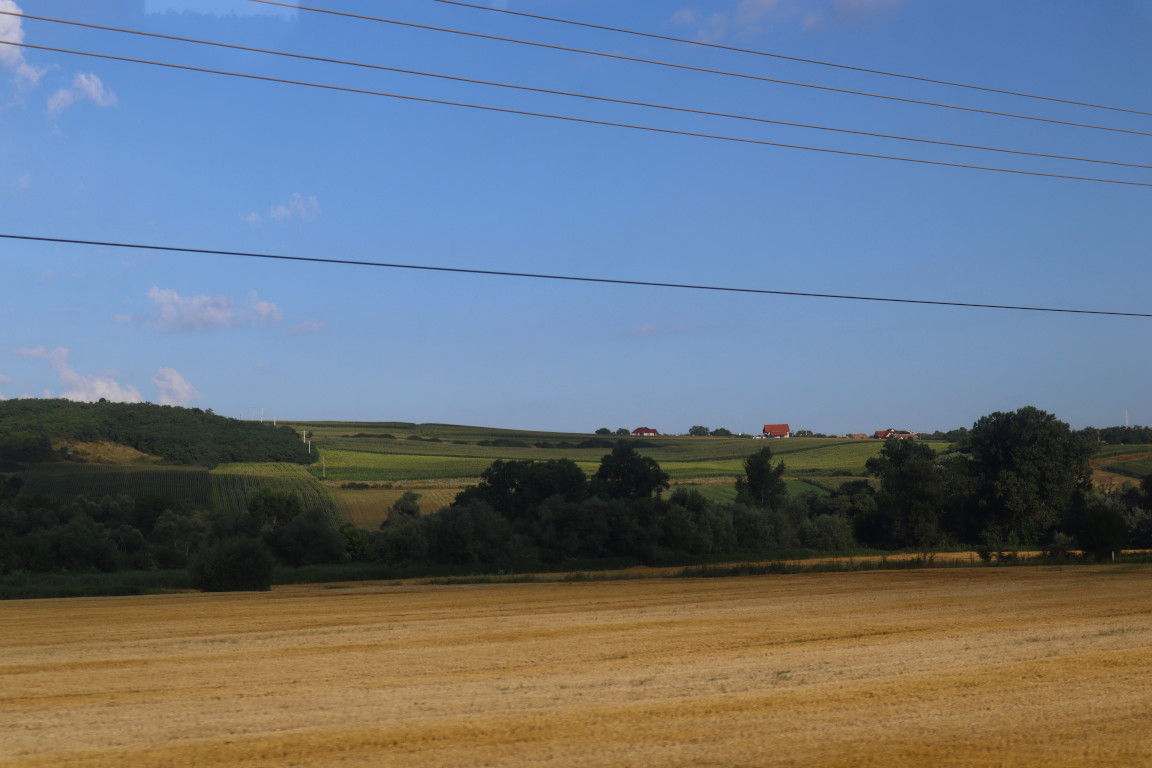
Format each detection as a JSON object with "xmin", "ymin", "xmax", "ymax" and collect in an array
[{"xmin": 188, "ymin": 536, "xmax": 274, "ymax": 591}]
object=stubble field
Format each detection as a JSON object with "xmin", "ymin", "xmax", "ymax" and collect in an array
[{"xmin": 4, "ymin": 566, "xmax": 1152, "ymax": 767}]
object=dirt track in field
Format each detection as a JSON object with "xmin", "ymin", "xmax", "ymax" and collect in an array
[{"xmin": 3, "ymin": 567, "xmax": 1152, "ymax": 767}]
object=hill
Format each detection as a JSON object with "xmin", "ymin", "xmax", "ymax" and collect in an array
[{"xmin": 0, "ymin": 399, "xmax": 315, "ymax": 469}]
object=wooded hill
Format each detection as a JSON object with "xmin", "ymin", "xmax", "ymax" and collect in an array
[{"xmin": 0, "ymin": 399, "xmax": 314, "ymax": 469}]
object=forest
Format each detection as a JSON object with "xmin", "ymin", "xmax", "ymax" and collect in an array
[{"xmin": 0, "ymin": 398, "xmax": 314, "ymax": 468}]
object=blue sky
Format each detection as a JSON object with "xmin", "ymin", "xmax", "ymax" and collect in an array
[{"xmin": 1, "ymin": 0, "xmax": 1149, "ymax": 435}]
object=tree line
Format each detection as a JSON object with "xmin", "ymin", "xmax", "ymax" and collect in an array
[{"xmin": 2, "ymin": 405, "xmax": 1150, "ymax": 591}]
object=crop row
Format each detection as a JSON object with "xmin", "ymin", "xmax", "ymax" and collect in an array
[
  {"xmin": 16, "ymin": 464, "xmax": 339, "ymax": 519},
  {"xmin": 18, "ymin": 465, "xmax": 213, "ymax": 505}
]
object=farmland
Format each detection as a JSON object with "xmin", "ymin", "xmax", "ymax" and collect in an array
[
  {"xmin": 4, "ymin": 566, "xmax": 1151, "ymax": 767},
  {"xmin": 292, "ymin": 422, "xmax": 892, "ymax": 485},
  {"xmin": 295, "ymin": 427, "xmax": 889, "ymax": 527}
]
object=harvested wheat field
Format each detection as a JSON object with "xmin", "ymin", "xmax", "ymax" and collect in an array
[{"xmin": 4, "ymin": 567, "xmax": 1152, "ymax": 767}]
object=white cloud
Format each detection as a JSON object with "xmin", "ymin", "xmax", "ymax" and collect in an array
[
  {"xmin": 141, "ymin": 285, "xmax": 282, "ymax": 332},
  {"xmin": 152, "ymin": 367, "xmax": 201, "ymax": 406},
  {"xmin": 245, "ymin": 212, "xmax": 263, "ymax": 227},
  {"xmin": 249, "ymin": 290, "xmax": 282, "ymax": 322},
  {"xmin": 269, "ymin": 192, "xmax": 320, "ymax": 222},
  {"xmin": 48, "ymin": 72, "xmax": 117, "ymax": 114},
  {"xmin": 145, "ymin": 0, "xmax": 298, "ymax": 19},
  {"xmin": 16, "ymin": 345, "xmax": 46, "ymax": 358},
  {"xmin": 46, "ymin": 347, "xmax": 143, "ymax": 403},
  {"xmin": 0, "ymin": 1, "xmax": 45, "ymax": 89}
]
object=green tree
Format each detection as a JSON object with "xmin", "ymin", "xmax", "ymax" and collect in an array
[
  {"xmin": 188, "ymin": 536, "xmax": 274, "ymax": 591},
  {"xmin": 966, "ymin": 406, "xmax": 1096, "ymax": 543},
  {"xmin": 591, "ymin": 444, "xmax": 669, "ymax": 501},
  {"xmin": 1073, "ymin": 492, "xmax": 1128, "ymax": 561},
  {"xmin": 246, "ymin": 488, "xmax": 303, "ymax": 530},
  {"xmin": 614, "ymin": 428, "xmax": 630, "ymax": 436},
  {"xmin": 595, "ymin": 427, "xmax": 611, "ymax": 435},
  {"xmin": 453, "ymin": 459, "xmax": 587, "ymax": 523},
  {"xmin": 735, "ymin": 446, "xmax": 787, "ymax": 511},
  {"xmin": 389, "ymin": 491, "xmax": 422, "ymax": 521},
  {"xmin": 711, "ymin": 427, "xmax": 732, "ymax": 437},
  {"xmin": 865, "ymin": 437, "xmax": 943, "ymax": 549},
  {"xmin": 268, "ymin": 508, "xmax": 345, "ymax": 566},
  {"xmin": 688, "ymin": 425, "xmax": 710, "ymax": 437}
]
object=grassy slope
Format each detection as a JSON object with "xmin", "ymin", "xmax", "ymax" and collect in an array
[
  {"xmin": 291, "ymin": 425, "xmax": 894, "ymax": 528},
  {"xmin": 288, "ymin": 421, "xmax": 894, "ymax": 481}
]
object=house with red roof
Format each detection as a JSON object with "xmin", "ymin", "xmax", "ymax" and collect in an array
[
  {"xmin": 762, "ymin": 424, "xmax": 791, "ymax": 438},
  {"xmin": 632, "ymin": 427, "xmax": 659, "ymax": 436},
  {"xmin": 873, "ymin": 428, "xmax": 917, "ymax": 440}
]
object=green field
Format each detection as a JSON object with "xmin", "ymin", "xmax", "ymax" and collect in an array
[
  {"xmin": 1090, "ymin": 445, "xmax": 1152, "ymax": 480},
  {"xmin": 1093, "ymin": 443, "xmax": 1152, "ymax": 459},
  {"xmin": 1097, "ymin": 455, "xmax": 1152, "ymax": 480},
  {"xmin": 286, "ymin": 421, "xmax": 897, "ymax": 485}
]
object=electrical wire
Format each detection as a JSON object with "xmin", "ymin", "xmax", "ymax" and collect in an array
[
  {"xmin": 3, "ymin": 234, "xmax": 1149, "ymax": 318},
  {"xmin": 398, "ymin": 0, "xmax": 1152, "ymax": 119},
  {"xmin": 9, "ymin": 10, "xmax": 1151, "ymax": 172},
  {"xmin": 4, "ymin": 39, "xmax": 1151, "ymax": 188},
  {"xmin": 249, "ymin": 1, "xmax": 1152, "ymax": 139}
]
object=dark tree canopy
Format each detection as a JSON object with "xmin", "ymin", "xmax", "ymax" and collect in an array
[
  {"xmin": 735, "ymin": 446, "xmax": 787, "ymax": 511},
  {"xmin": 688, "ymin": 426, "xmax": 710, "ymax": 437},
  {"xmin": 453, "ymin": 459, "xmax": 588, "ymax": 522},
  {"xmin": 591, "ymin": 444, "xmax": 669, "ymax": 501},
  {"xmin": 966, "ymin": 406, "xmax": 1096, "ymax": 543},
  {"xmin": 865, "ymin": 437, "xmax": 944, "ymax": 548}
]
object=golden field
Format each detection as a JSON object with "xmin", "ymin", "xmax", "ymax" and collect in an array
[{"xmin": 3, "ymin": 567, "xmax": 1152, "ymax": 767}]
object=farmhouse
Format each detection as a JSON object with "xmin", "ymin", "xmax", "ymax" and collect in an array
[
  {"xmin": 632, "ymin": 427, "xmax": 658, "ymax": 436},
  {"xmin": 762, "ymin": 424, "xmax": 791, "ymax": 438},
  {"xmin": 874, "ymin": 428, "xmax": 917, "ymax": 440}
]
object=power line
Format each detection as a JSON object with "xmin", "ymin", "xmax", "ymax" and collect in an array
[
  {"xmin": 403, "ymin": 0, "xmax": 1152, "ymax": 119},
  {"xmin": 5, "ymin": 39, "xmax": 1151, "ymax": 188},
  {"xmin": 3, "ymin": 233, "xmax": 1149, "ymax": 319},
  {"xmin": 11, "ymin": 10, "xmax": 1149, "ymax": 172},
  {"xmin": 250, "ymin": 1, "xmax": 1152, "ymax": 139}
]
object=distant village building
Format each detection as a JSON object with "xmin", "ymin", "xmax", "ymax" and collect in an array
[
  {"xmin": 850, "ymin": 433, "xmax": 868, "ymax": 440},
  {"xmin": 762, "ymin": 424, "xmax": 791, "ymax": 438},
  {"xmin": 873, "ymin": 428, "xmax": 917, "ymax": 440},
  {"xmin": 632, "ymin": 427, "xmax": 659, "ymax": 436}
]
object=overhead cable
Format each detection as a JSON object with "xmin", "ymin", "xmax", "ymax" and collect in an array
[
  {"xmin": 4, "ymin": 40, "xmax": 1150, "ymax": 188},
  {"xmin": 3, "ymin": 234, "xmax": 1150, "ymax": 319},
  {"xmin": 245, "ymin": 1, "xmax": 1152, "ymax": 139},
  {"xmin": 11, "ymin": 11, "xmax": 1149, "ymax": 171},
  {"xmin": 391, "ymin": 0, "xmax": 1152, "ymax": 119}
]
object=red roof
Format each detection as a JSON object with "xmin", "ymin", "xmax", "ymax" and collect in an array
[
  {"xmin": 763, "ymin": 424, "xmax": 790, "ymax": 436},
  {"xmin": 632, "ymin": 427, "xmax": 658, "ymax": 436}
]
